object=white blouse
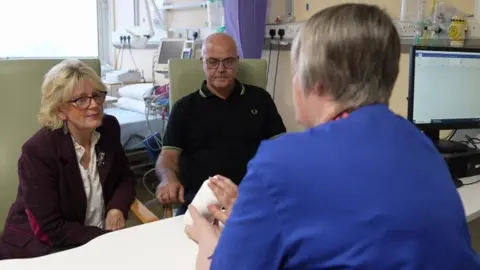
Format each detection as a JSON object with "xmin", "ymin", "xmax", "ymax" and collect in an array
[{"xmin": 72, "ymin": 131, "xmax": 105, "ymax": 229}]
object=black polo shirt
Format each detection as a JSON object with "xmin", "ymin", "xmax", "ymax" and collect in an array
[{"xmin": 162, "ymin": 80, "xmax": 286, "ymax": 203}]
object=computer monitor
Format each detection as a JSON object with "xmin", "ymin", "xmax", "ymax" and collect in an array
[
  {"xmin": 408, "ymin": 45, "xmax": 480, "ymax": 151},
  {"xmin": 154, "ymin": 38, "xmax": 185, "ymax": 73}
]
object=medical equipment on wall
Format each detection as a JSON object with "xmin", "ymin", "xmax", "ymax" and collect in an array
[
  {"xmin": 429, "ymin": 2, "xmax": 470, "ymax": 32},
  {"xmin": 105, "ymin": 69, "xmax": 143, "ymax": 83},
  {"xmin": 153, "ymin": 38, "xmax": 186, "ymax": 73},
  {"xmin": 448, "ymin": 17, "xmax": 467, "ymax": 47},
  {"xmin": 415, "ymin": 1, "xmax": 472, "ymax": 46},
  {"xmin": 113, "ymin": 0, "xmax": 165, "ymax": 49},
  {"xmin": 109, "ymin": 36, "xmax": 144, "ymax": 84},
  {"xmin": 181, "ymin": 40, "xmax": 196, "ymax": 59}
]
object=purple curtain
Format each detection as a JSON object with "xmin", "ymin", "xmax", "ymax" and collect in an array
[{"xmin": 224, "ymin": 0, "xmax": 268, "ymax": 59}]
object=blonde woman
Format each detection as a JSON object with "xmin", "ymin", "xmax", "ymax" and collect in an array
[
  {"xmin": 0, "ymin": 59, "xmax": 136, "ymax": 259},
  {"xmin": 186, "ymin": 4, "xmax": 480, "ymax": 269}
]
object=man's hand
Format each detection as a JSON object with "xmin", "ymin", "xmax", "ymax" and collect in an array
[
  {"xmin": 208, "ymin": 175, "xmax": 238, "ymax": 224},
  {"xmin": 105, "ymin": 209, "xmax": 125, "ymax": 231},
  {"xmin": 156, "ymin": 180, "xmax": 185, "ymax": 204}
]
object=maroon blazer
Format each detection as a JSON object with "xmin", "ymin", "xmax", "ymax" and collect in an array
[{"xmin": 0, "ymin": 115, "xmax": 136, "ymax": 259}]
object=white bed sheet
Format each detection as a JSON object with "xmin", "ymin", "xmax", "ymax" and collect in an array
[{"xmin": 105, "ymin": 108, "xmax": 165, "ymax": 150}]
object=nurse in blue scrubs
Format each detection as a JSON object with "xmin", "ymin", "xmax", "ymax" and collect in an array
[{"xmin": 185, "ymin": 3, "xmax": 480, "ymax": 270}]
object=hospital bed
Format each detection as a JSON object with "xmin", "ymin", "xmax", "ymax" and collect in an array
[
  {"xmin": 104, "ymin": 106, "xmax": 165, "ymax": 176},
  {"xmin": 0, "ymin": 58, "xmax": 158, "ymax": 229},
  {"xmin": 105, "ymin": 107, "xmax": 164, "ymax": 150},
  {"xmin": 104, "ymin": 82, "xmax": 168, "ymax": 175}
]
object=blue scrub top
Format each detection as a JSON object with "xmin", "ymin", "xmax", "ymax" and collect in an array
[{"xmin": 211, "ymin": 104, "xmax": 480, "ymax": 269}]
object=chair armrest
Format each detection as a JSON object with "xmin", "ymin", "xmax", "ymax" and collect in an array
[
  {"xmin": 130, "ymin": 198, "xmax": 160, "ymax": 223},
  {"xmin": 164, "ymin": 204, "xmax": 173, "ymax": 218}
]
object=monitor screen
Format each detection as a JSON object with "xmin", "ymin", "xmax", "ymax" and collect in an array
[
  {"xmin": 157, "ymin": 40, "xmax": 185, "ymax": 64},
  {"xmin": 181, "ymin": 50, "xmax": 191, "ymax": 59},
  {"xmin": 410, "ymin": 47, "xmax": 480, "ymax": 126}
]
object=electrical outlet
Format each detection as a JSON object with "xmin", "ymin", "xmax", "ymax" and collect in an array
[
  {"xmin": 394, "ymin": 20, "xmax": 417, "ymax": 38},
  {"xmin": 265, "ymin": 20, "xmax": 424, "ymax": 41},
  {"xmin": 266, "ymin": 21, "xmax": 418, "ymax": 40},
  {"xmin": 265, "ymin": 25, "xmax": 281, "ymax": 39},
  {"xmin": 265, "ymin": 21, "xmax": 303, "ymax": 40},
  {"xmin": 467, "ymin": 18, "xmax": 480, "ymax": 39}
]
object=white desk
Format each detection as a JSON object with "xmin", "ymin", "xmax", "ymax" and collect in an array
[
  {"xmin": 458, "ymin": 175, "xmax": 480, "ymax": 222},
  {"xmin": 1, "ymin": 176, "xmax": 480, "ymax": 269},
  {"xmin": 0, "ymin": 216, "xmax": 197, "ymax": 269}
]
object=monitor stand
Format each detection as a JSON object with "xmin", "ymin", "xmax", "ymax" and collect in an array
[{"xmin": 424, "ymin": 130, "xmax": 469, "ymax": 154}]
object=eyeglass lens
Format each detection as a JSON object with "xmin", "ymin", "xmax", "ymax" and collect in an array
[
  {"xmin": 205, "ymin": 58, "xmax": 237, "ymax": 68},
  {"xmin": 73, "ymin": 92, "xmax": 106, "ymax": 109}
]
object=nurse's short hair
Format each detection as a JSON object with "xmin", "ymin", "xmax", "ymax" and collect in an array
[
  {"xmin": 291, "ymin": 3, "xmax": 400, "ymax": 108},
  {"xmin": 38, "ymin": 59, "xmax": 106, "ymax": 130}
]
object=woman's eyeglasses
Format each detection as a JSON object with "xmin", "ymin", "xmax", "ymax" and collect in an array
[{"xmin": 69, "ymin": 91, "xmax": 107, "ymax": 109}]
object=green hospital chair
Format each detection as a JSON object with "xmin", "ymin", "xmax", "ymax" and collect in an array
[
  {"xmin": 0, "ymin": 59, "xmax": 101, "ymax": 231},
  {"xmin": 0, "ymin": 59, "xmax": 157, "ymax": 231},
  {"xmin": 168, "ymin": 58, "xmax": 268, "ymax": 104},
  {"xmin": 150, "ymin": 58, "xmax": 268, "ymax": 218}
]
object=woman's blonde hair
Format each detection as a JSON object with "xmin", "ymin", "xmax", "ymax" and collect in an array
[{"xmin": 38, "ymin": 59, "xmax": 106, "ymax": 130}]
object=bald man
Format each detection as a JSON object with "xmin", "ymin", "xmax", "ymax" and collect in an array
[{"xmin": 155, "ymin": 33, "xmax": 286, "ymax": 215}]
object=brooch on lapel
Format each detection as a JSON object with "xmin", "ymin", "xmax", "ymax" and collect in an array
[{"xmin": 97, "ymin": 152, "xmax": 106, "ymax": 167}]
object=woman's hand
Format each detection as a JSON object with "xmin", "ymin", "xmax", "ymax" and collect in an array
[
  {"xmin": 105, "ymin": 209, "xmax": 125, "ymax": 231},
  {"xmin": 185, "ymin": 205, "xmax": 221, "ymax": 244},
  {"xmin": 208, "ymin": 175, "xmax": 238, "ymax": 224}
]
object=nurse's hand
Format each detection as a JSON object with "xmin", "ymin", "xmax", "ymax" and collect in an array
[
  {"xmin": 208, "ymin": 175, "xmax": 238, "ymax": 224},
  {"xmin": 185, "ymin": 205, "xmax": 221, "ymax": 244}
]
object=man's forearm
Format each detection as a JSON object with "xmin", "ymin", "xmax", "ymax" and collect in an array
[
  {"xmin": 158, "ymin": 167, "xmax": 178, "ymax": 183},
  {"xmin": 155, "ymin": 155, "xmax": 179, "ymax": 183}
]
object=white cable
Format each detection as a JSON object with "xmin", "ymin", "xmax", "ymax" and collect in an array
[
  {"xmin": 143, "ymin": 87, "xmax": 154, "ymax": 134},
  {"xmin": 119, "ymin": 46, "xmax": 125, "ymax": 69},
  {"xmin": 152, "ymin": 51, "xmax": 158, "ymax": 85},
  {"xmin": 146, "ymin": 101, "xmax": 155, "ymax": 136},
  {"xmin": 142, "ymin": 84, "xmax": 169, "ymax": 153},
  {"xmin": 142, "ymin": 167, "xmax": 157, "ymax": 196},
  {"xmin": 114, "ymin": 48, "xmax": 121, "ymax": 69},
  {"xmin": 128, "ymin": 45, "xmax": 140, "ymax": 72},
  {"xmin": 146, "ymin": 107, "xmax": 163, "ymax": 151},
  {"xmin": 142, "ymin": 90, "xmax": 163, "ymax": 151},
  {"xmin": 153, "ymin": 108, "xmax": 163, "ymax": 147},
  {"xmin": 150, "ymin": 95, "xmax": 166, "ymax": 147}
]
